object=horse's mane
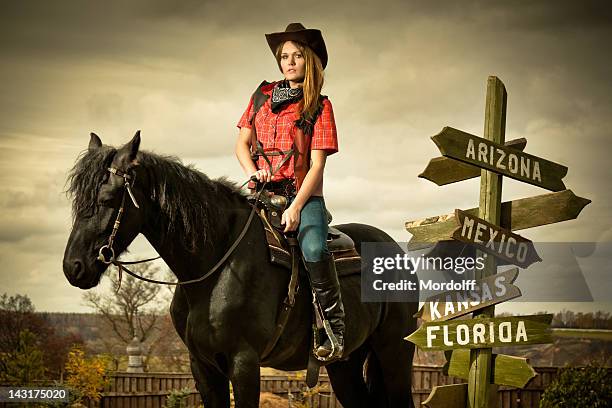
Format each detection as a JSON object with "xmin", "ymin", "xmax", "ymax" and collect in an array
[
  {"xmin": 66, "ymin": 146, "xmax": 247, "ymax": 253},
  {"xmin": 138, "ymin": 151, "xmax": 246, "ymax": 252},
  {"xmin": 66, "ymin": 145, "xmax": 118, "ymax": 220}
]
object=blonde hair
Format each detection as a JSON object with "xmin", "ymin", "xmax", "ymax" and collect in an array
[{"xmin": 275, "ymin": 41, "xmax": 324, "ymax": 120}]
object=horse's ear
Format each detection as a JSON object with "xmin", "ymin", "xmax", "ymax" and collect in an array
[
  {"xmin": 89, "ymin": 132, "xmax": 102, "ymax": 150},
  {"xmin": 127, "ymin": 130, "xmax": 141, "ymax": 162}
]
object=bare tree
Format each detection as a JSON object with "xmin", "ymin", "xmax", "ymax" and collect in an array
[{"xmin": 83, "ymin": 263, "xmax": 171, "ymax": 369}]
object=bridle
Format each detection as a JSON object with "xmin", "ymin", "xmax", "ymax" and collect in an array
[
  {"xmin": 96, "ymin": 162, "xmax": 275, "ymax": 292},
  {"xmin": 97, "ymin": 167, "xmax": 142, "ymax": 267},
  {"xmin": 95, "ymin": 140, "xmax": 296, "ymax": 285}
]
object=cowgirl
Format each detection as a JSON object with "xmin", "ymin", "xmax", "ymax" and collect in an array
[{"xmin": 235, "ymin": 23, "xmax": 344, "ymax": 360}]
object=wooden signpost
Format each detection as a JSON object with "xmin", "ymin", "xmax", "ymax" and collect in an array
[
  {"xmin": 443, "ymin": 349, "xmax": 537, "ymax": 388},
  {"xmin": 419, "ymin": 138, "xmax": 527, "ymax": 186},
  {"xmin": 422, "ymin": 384, "xmax": 469, "ymax": 408},
  {"xmin": 415, "ymin": 268, "xmax": 521, "ymax": 322},
  {"xmin": 405, "ymin": 189, "xmax": 590, "ymax": 250},
  {"xmin": 452, "ymin": 209, "xmax": 541, "ymax": 269},
  {"xmin": 404, "ymin": 76, "xmax": 591, "ymax": 407},
  {"xmin": 423, "ymin": 384, "xmax": 498, "ymax": 408},
  {"xmin": 431, "ymin": 127, "xmax": 568, "ymax": 191},
  {"xmin": 405, "ymin": 314, "xmax": 553, "ymax": 350}
]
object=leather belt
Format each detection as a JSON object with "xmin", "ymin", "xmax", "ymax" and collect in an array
[{"xmin": 257, "ymin": 179, "xmax": 296, "ymax": 198}]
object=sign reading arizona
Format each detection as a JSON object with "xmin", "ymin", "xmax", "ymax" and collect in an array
[{"xmin": 431, "ymin": 127, "xmax": 568, "ymax": 191}]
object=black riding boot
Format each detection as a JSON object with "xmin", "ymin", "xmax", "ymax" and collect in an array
[{"xmin": 304, "ymin": 255, "xmax": 345, "ymax": 360}]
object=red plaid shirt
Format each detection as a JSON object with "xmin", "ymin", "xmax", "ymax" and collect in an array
[{"xmin": 237, "ymin": 81, "xmax": 338, "ymax": 182}]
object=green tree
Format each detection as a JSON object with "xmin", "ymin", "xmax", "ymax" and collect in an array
[
  {"xmin": 0, "ymin": 329, "xmax": 46, "ymax": 385},
  {"xmin": 0, "ymin": 293, "xmax": 83, "ymax": 382},
  {"xmin": 0, "ymin": 293, "xmax": 48, "ymax": 353},
  {"xmin": 540, "ymin": 362, "xmax": 612, "ymax": 408},
  {"xmin": 163, "ymin": 387, "xmax": 192, "ymax": 408}
]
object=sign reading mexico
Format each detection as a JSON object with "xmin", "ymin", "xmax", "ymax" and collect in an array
[
  {"xmin": 405, "ymin": 190, "xmax": 591, "ymax": 250},
  {"xmin": 452, "ymin": 209, "xmax": 541, "ymax": 268},
  {"xmin": 405, "ymin": 314, "xmax": 553, "ymax": 351}
]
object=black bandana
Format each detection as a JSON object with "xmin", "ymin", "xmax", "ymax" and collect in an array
[{"xmin": 271, "ymin": 80, "xmax": 303, "ymax": 113}]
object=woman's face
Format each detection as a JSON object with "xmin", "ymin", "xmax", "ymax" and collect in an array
[{"xmin": 280, "ymin": 41, "xmax": 305, "ymax": 86}]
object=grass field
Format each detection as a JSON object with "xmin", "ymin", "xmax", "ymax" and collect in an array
[{"xmin": 551, "ymin": 328, "xmax": 612, "ymax": 341}]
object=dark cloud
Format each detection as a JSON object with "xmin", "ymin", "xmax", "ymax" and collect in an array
[
  {"xmin": 3, "ymin": 1, "xmax": 610, "ymax": 59},
  {"xmin": 475, "ymin": 1, "xmax": 612, "ymax": 31}
]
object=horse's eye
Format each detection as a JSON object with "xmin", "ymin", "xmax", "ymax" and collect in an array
[
  {"xmin": 97, "ymin": 197, "xmax": 113, "ymax": 207},
  {"xmin": 97, "ymin": 186, "xmax": 117, "ymax": 207},
  {"xmin": 97, "ymin": 196, "xmax": 113, "ymax": 207}
]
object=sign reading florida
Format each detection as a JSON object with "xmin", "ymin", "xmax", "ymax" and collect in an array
[{"xmin": 405, "ymin": 314, "xmax": 553, "ymax": 351}]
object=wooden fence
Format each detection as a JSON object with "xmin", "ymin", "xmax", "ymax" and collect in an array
[
  {"xmin": 80, "ymin": 365, "xmax": 591, "ymax": 408},
  {"xmin": 410, "ymin": 365, "xmax": 563, "ymax": 407}
]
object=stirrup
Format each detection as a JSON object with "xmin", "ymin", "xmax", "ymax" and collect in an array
[{"xmin": 314, "ymin": 319, "xmax": 343, "ymax": 362}]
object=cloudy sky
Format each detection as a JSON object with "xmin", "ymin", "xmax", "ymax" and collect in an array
[{"xmin": 1, "ymin": 0, "xmax": 610, "ymax": 314}]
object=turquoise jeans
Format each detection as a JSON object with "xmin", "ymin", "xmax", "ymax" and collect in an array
[{"xmin": 287, "ymin": 195, "xmax": 331, "ymax": 262}]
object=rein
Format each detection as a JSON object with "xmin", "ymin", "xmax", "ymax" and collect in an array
[{"xmin": 98, "ymin": 148, "xmax": 294, "ymax": 292}]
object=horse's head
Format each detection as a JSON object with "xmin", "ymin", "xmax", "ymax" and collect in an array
[{"xmin": 63, "ymin": 131, "xmax": 146, "ymax": 289}]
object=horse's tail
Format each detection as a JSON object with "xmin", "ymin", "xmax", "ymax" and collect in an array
[{"xmin": 364, "ymin": 348, "xmax": 387, "ymax": 404}]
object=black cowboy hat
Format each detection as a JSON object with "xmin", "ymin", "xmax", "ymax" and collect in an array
[{"xmin": 265, "ymin": 23, "xmax": 328, "ymax": 69}]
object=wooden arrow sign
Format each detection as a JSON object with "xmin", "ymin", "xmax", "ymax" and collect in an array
[
  {"xmin": 452, "ymin": 209, "xmax": 541, "ymax": 268},
  {"xmin": 422, "ymin": 384, "xmax": 498, "ymax": 408},
  {"xmin": 419, "ymin": 138, "xmax": 527, "ymax": 186},
  {"xmin": 415, "ymin": 268, "xmax": 521, "ymax": 322},
  {"xmin": 405, "ymin": 190, "xmax": 591, "ymax": 250},
  {"xmin": 405, "ymin": 314, "xmax": 553, "ymax": 351},
  {"xmin": 431, "ymin": 127, "xmax": 568, "ymax": 191},
  {"xmin": 443, "ymin": 349, "xmax": 537, "ymax": 388},
  {"xmin": 422, "ymin": 384, "xmax": 468, "ymax": 408}
]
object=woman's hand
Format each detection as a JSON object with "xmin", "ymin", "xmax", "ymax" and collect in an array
[
  {"xmin": 251, "ymin": 168, "xmax": 272, "ymax": 183},
  {"xmin": 281, "ymin": 204, "xmax": 301, "ymax": 232}
]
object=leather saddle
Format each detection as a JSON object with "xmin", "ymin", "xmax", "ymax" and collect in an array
[
  {"xmin": 247, "ymin": 191, "xmax": 362, "ymax": 276},
  {"xmin": 248, "ymin": 190, "xmax": 360, "ymax": 381}
]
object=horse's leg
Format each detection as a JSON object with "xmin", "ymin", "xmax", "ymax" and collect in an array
[
  {"xmin": 325, "ymin": 344, "xmax": 371, "ymax": 408},
  {"xmin": 191, "ymin": 356, "xmax": 231, "ymax": 408},
  {"xmin": 369, "ymin": 305, "xmax": 416, "ymax": 408},
  {"xmin": 227, "ymin": 348, "xmax": 260, "ymax": 408}
]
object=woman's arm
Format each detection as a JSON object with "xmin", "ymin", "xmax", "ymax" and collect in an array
[
  {"xmin": 282, "ymin": 98, "xmax": 337, "ymax": 232},
  {"xmin": 235, "ymin": 127, "xmax": 271, "ymax": 182},
  {"xmin": 281, "ymin": 149, "xmax": 327, "ymax": 232}
]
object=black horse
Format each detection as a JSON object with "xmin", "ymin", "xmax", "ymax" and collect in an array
[{"xmin": 63, "ymin": 131, "xmax": 418, "ymax": 408}]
